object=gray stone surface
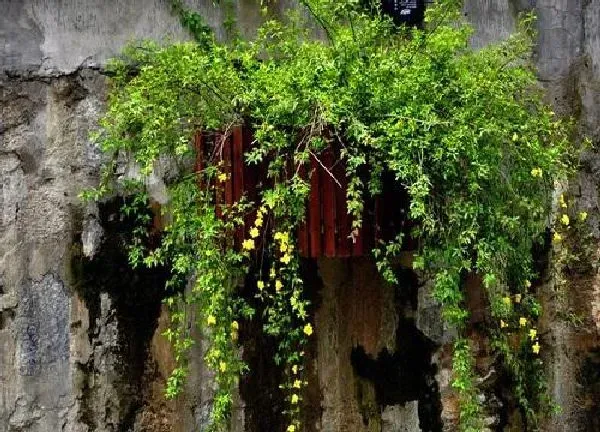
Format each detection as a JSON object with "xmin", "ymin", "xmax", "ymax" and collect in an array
[
  {"xmin": 382, "ymin": 402, "xmax": 421, "ymax": 432},
  {"xmin": 2, "ymin": 0, "xmax": 600, "ymax": 431}
]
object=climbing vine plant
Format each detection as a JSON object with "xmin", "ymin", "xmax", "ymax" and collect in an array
[{"xmin": 85, "ymin": 0, "xmax": 578, "ymax": 430}]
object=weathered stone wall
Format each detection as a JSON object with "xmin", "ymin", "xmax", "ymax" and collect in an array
[{"xmin": 1, "ymin": 1, "xmax": 600, "ymax": 431}]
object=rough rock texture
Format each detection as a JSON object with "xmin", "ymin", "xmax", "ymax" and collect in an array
[
  {"xmin": 2, "ymin": 0, "xmax": 600, "ymax": 431},
  {"xmin": 466, "ymin": 2, "xmax": 600, "ymax": 432}
]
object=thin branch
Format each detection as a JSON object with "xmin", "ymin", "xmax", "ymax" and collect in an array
[{"xmin": 309, "ymin": 150, "xmax": 342, "ymax": 188}]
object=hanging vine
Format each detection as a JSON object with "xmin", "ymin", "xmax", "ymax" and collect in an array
[{"xmin": 84, "ymin": 0, "xmax": 579, "ymax": 430}]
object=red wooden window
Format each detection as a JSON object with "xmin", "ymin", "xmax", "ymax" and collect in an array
[{"xmin": 194, "ymin": 126, "xmax": 410, "ymax": 258}]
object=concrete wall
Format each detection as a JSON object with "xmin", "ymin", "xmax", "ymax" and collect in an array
[{"xmin": 1, "ymin": 1, "xmax": 600, "ymax": 431}]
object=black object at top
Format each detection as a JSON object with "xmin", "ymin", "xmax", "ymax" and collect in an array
[{"xmin": 381, "ymin": 0, "xmax": 425, "ymax": 26}]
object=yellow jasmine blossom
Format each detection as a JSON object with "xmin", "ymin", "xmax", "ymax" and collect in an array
[
  {"xmin": 280, "ymin": 254, "xmax": 291, "ymax": 264},
  {"xmin": 529, "ymin": 328, "xmax": 537, "ymax": 340},
  {"xmin": 231, "ymin": 321, "xmax": 239, "ymax": 331},
  {"xmin": 502, "ymin": 296, "xmax": 512, "ymax": 306},
  {"xmin": 218, "ymin": 173, "xmax": 227, "ymax": 182},
  {"xmin": 280, "ymin": 242, "xmax": 288, "ymax": 252},
  {"xmin": 291, "ymin": 394, "xmax": 299, "ymax": 404},
  {"xmin": 532, "ymin": 341, "xmax": 541, "ymax": 355},
  {"xmin": 292, "ymin": 365, "xmax": 298, "ymax": 374},
  {"xmin": 531, "ymin": 167, "xmax": 543, "ymax": 178},
  {"xmin": 275, "ymin": 231, "xmax": 289, "ymax": 243},
  {"xmin": 293, "ymin": 379, "xmax": 302, "ymax": 389},
  {"xmin": 553, "ymin": 232, "xmax": 562, "ymax": 243},
  {"xmin": 250, "ymin": 227, "xmax": 260, "ymax": 238},
  {"xmin": 559, "ymin": 194, "xmax": 567, "ymax": 209},
  {"xmin": 525, "ymin": 280, "xmax": 532, "ymax": 289},
  {"xmin": 257, "ymin": 280, "xmax": 265, "ymax": 290},
  {"xmin": 514, "ymin": 294, "xmax": 522, "ymax": 304},
  {"xmin": 255, "ymin": 218, "xmax": 263, "ymax": 228},
  {"xmin": 579, "ymin": 211, "xmax": 588, "ymax": 222},
  {"xmin": 242, "ymin": 238, "xmax": 255, "ymax": 251},
  {"xmin": 303, "ymin": 323, "xmax": 313, "ymax": 336},
  {"xmin": 207, "ymin": 315, "xmax": 216, "ymax": 326},
  {"xmin": 219, "ymin": 361, "xmax": 227, "ymax": 372},
  {"xmin": 287, "ymin": 425, "xmax": 296, "ymax": 432},
  {"xmin": 500, "ymin": 320, "xmax": 508, "ymax": 329},
  {"xmin": 519, "ymin": 317, "xmax": 527, "ymax": 327},
  {"xmin": 561, "ymin": 214, "xmax": 570, "ymax": 226},
  {"xmin": 275, "ymin": 280, "xmax": 283, "ymax": 292},
  {"xmin": 258, "ymin": 206, "xmax": 267, "ymax": 215}
]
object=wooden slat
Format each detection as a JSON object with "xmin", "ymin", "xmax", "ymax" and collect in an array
[
  {"xmin": 232, "ymin": 126, "xmax": 244, "ymax": 246},
  {"xmin": 194, "ymin": 132, "xmax": 204, "ymax": 173},
  {"xmin": 309, "ymin": 155, "xmax": 322, "ymax": 258},
  {"xmin": 334, "ymin": 154, "xmax": 352, "ymax": 257},
  {"xmin": 242, "ymin": 128, "xmax": 258, "ymax": 231},
  {"xmin": 214, "ymin": 133, "xmax": 223, "ymax": 219},
  {"xmin": 321, "ymin": 148, "xmax": 336, "ymax": 257},
  {"xmin": 223, "ymin": 133, "xmax": 234, "ymax": 207},
  {"xmin": 297, "ymin": 163, "xmax": 310, "ymax": 257}
]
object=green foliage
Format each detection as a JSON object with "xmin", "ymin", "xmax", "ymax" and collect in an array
[
  {"xmin": 88, "ymin": 0, "xmax": 577, "ymax": 430},
  {"xmin": 170, "ymin": 0, "xmax": 214, "ymax": 47}
]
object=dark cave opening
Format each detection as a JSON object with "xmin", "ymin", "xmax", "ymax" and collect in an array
[
  {"xmin": 350, "ymin": 319, "xmax": 443, "ymax": 432},
  {"xmin": 350, "ymin": 266, "xmax": 443, "ymax": 432},
  {"xmin": 71, "ymin": 198, "xmax": 169, "ymax": 431},
  {"xmin": 580, "ymin": 348, "xmax": 600, "ymax": 431}
]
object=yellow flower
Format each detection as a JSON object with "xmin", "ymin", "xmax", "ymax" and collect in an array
[
  {"xmin": 293, "ymin": 379, "xmax": 302, "ymax": 389},
  {"xmin": 275, "ymin": 280, "xmax": 283, "ymax": 292},
  {"xmin": 579, "ymin": 211, "xmax": 588, "ymax": 222},
  {"xmin": 502, "ymin": 296, "xmax": 512, "ymax": 306},
  {"xmin": 519, "ymin": 317, "xmax": 527, "ymax": 327},
  {"xmin": 287, "ymin": 244, "xmax": 295, "ymax": 253},
  {"xmin": 280, "ymin": 242, "xmax": 288, "ymax": 252},
  {"xmin": 532, "ymin": 341, "xmax": 541, "ymax": 355},
  {"xmin": 257, "ymin": 280, "xmax": 265, "ymax": 290},
  {"xmin": 561, "ymin": 214, "xmax": 570, "ymax": 226},
  {"xmin": 258, "ymin": 206, "xmax": 267, "ymax": 215},
  {"xmin": 287, "ymin": 425, "xmax": 296, "ymax": 432},
  {"xmin": 291, "ymin": 394, "xmax": 299, "ymax": 404},
  {"xmin": 275, "ymin": 231, "xmax": 289, "ymax": 243},
  {"xmin": 218, "ymin": 173, "xmax": 227, "ymax": 183},
  {"xmin": 500, "ymin": 320, "xmax": 508, "ymax": 329},
  {"xmin": 529, "ymin": 328, "xmax": 537, "ymax": 340},
  {"xmin": 255, "ymin": 217, "xmax": 263, "ymax": 227},
  {"xmin": 531, "ymin": 167, "xmax": 543, "ymax": 178},
  {"xmin": 231, "ymin": 321, "xmax": 239, "ymax": 331},
  {"xmin": 514, "ymin": 294, "xmax": 522, "ymax": 304},
  {"xmin": 207, "ymin": 315, "xmax": 216, "ymax": 326},
  {"xmin": 559, "ymin": 194, "xmax": 567, "ymax": 209},
  {"xmin": 219, "ymin": 361, "xmax": 227, "ymax": 372},
  {"xmin": 280, "ymin": 254, "xmax": 291, "ymax": 264},
  {"xmin": 242, "ymin": 239, "xmax": 255, "ymax": 251},
  {"xmin": 250, "ymin": 227, "xmax": 260, "ymax": 238},
  {"xmin": 292, "ymin": 365, "xmax": 298, "ymax": 374},
  {"xmin": 303, "ymin": 323, "xmax": 313, "ymax": 336},
  {"xmin": 553, "ymin": 232, "xmax": 562, "ymax": 243},
  {"xmin": 525, "ymin": 280, "xmax": 532, "ymax": 289}
]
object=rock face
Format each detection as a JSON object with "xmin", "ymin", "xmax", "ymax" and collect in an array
[{"xmin": 1, "ymin": 1, "xmax": 600, "ymax": 431}]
